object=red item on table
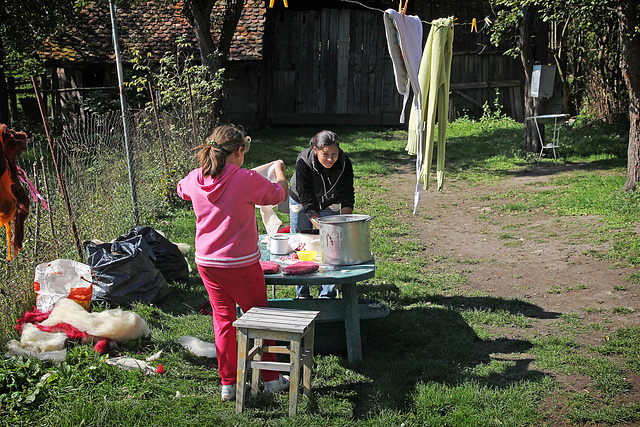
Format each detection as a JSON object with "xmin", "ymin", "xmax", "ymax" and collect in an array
[
  {"xmin": 260, "ymin": 260, "xmax": 280, "ymax": 274},
  {"xmin": 277, "ymin": 226, "xmax": 290, "ymax": 233},
  {"xmin": 282, "ymin": 261, "xmax": 319, "ymax": 275}
]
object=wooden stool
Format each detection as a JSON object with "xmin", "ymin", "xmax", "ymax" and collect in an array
[{"xmin": 233, "ymin": 307, "xmax": 319, "ymax": 416}]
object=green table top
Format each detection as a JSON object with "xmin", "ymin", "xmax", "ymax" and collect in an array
[{"xmin": 259, "ymin": 234, "xmax": 375, "ymax": 285}]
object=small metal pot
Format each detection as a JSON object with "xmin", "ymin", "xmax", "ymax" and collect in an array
[{"xmin": 318, "ymin": 214, "xmax": 374, "ymax": 265}]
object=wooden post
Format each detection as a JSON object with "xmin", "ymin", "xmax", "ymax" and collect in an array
[
  {"xmin": 187, "ymin": 73, "xmax": 198, "ymax": 147},
  {"xmin": 39, "ymin": 146, "xmax": 59, "ymax": 259},
  {"xmin": 31, "ymin": 76, "xmax": 83, "ymax": 262}
]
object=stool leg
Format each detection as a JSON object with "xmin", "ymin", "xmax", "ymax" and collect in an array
[
  {"xmin": 289, "ymin": 334, "xmax": 302, "ymax": 416},
  {"xmin": 251, "ymin": 338, "xmax": 263, "ymax": 396},
  {"xmin": 302, "ymin": 323, "xmax": 315, "ymax": 398},
  {"xmin": 236, "ymin": 328, "xmax": 249, "ymax": 413}
]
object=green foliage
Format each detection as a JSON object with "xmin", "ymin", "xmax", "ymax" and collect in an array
[
  {"xmin": 480, "ymin": 88, "xmax": 505, "ymax": 122},
  {"xmin": 127, "ymin": 35, "xmax": 224, "ymax": 138},
  {"xmin": 489, "ymin": 0, "xmax": 626, "ymax": 119},
  {"xmin": 0, "ymin": 356, "xmax": 62, "ymax": 421},
  {"xmin": 1, "ymin": 1, "xmax": 81, "ymax": 77}
]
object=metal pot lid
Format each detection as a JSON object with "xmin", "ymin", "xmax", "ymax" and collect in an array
[{"xmin": 317, "ymin": 214, "xmax": 373, "ymax": 224}]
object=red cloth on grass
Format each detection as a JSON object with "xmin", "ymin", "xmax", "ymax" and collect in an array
[
  {"xmin": 35, "ymin": 322, "xmax": 87, "ymax": 340},
  {"xmin": 94, "ymin": 338, "xmax": 110, "ymax": 354},
  {"xmin": 14, "ymin": 306, "xmax": 51, "ymax": 333}
]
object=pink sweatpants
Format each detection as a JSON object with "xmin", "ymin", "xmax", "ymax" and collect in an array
[{"xmin": 197, "ymin": 262, "xmax": 279, "ymax": 385}]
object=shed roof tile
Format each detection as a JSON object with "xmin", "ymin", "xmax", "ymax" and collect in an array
[{"xmin": 38, "ymin": 0, "xmax": 265, "ymax": 64}]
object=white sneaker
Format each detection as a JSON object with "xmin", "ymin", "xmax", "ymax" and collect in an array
[
  {"xmin": 221, "ymin": 384, "xmax": 236, "ymax": 401},
  {"xmin": 264, "ymin": 374, "xmax": 290, "ymax": 393}
]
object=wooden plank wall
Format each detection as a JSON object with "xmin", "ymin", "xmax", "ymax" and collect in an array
[
  {"xmin": 265, "ymin": 8, "xmax": 402, "ymax": 126},
  {"xmin": 449, "ymin": 51, "xmax": 524, "ymax": 122},
  {"xmin": 264, "ymin": 9, "xmax": 524, "ymax": 126}
]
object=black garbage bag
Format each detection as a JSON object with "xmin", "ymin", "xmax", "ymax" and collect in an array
[
  {"xmin": 84, "ymin": 236, "xmax": 169, "ymax": 306},
  {"xmin": 118, "ymin": 226, "xmax": 190, "ymax": 283}
]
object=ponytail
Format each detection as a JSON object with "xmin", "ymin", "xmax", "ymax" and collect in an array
[{"xmin": 195, "ymin": 124, "xmax": 251, "ymax": 178}]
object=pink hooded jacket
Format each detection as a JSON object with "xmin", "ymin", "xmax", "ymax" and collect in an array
[{"xmin": 177, "ymin": 164, "xmax": 285, "ymax": 268}]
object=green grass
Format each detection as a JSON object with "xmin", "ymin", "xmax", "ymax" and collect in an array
[{"xmin": 2, "ymin": 116, "xmax": 640, "ymax": 425}]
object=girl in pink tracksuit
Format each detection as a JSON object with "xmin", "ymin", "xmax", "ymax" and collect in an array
[{"xmin": 177, "ymin": 124, "xmax": 289, "ymax": 401}]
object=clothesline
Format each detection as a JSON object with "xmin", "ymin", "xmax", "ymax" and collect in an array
[{"xmin": 339, "ymin": 0, "xmax": 493, "ymax": 31}]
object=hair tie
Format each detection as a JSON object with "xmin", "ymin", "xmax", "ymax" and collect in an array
[{"xmin": 207, "ymin": 140, "xmax": 222, "ymax": 150}]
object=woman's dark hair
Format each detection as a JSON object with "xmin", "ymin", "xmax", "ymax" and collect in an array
[
  {"xmin": 195, "ymin": 124, "xmax": 251, "ymax": 178},
  {"xmin": 309, "ymin": 130, "xmax": 339, "ymax": 149}
]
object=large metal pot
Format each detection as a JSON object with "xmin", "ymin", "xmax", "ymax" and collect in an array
[{"xmin": 318, "ymin": 214, "xmax": 374, "ymax": 265}]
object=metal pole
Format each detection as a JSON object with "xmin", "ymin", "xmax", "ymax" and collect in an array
[{"xmin": 109, "ymin": 0, "xmax": 139, "ymax": 225}]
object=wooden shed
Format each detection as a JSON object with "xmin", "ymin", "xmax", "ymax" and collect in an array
[{"xmin": 31, "ymin": 0, "xmax": 524, "ymax": 128}]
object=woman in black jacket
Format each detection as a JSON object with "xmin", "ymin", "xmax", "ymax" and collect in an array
[{"xmin": 289, "ymin": 130, "xmax": 355, "ymax": 299}]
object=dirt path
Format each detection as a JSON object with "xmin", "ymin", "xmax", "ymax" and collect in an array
[
  {"xmin": 381, "ymin": 164, "xmax": 640, "ymax": 421},
  {"xmin": 385, "ymin": 164, "xmax": 640, "ymax": 320}
]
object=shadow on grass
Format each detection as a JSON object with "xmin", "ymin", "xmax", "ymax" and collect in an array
[
  {"xmin": 423, "ymin": 294, "xmax": 561, "ymax": 320},
  {"xmin": 154, "ymin": 277, "xmax": 209, "ymax": 317},
  {"xmin": 441, "ymin": 120, "xmax": 627, "ymax": 174},
  {"xmin": 303, "ymin": 292, "xmax": 558, "ymax": 420}
]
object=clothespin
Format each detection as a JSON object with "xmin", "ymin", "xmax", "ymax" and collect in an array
[
  {"xmin": 399, "ymin": 0, "xmax": 409, "ymax": 17},
  {"xmin": 269, "ymin": 0, "xmax": 288, "ymax": 7},
  {"xmin": 484, "ymin": 16, "xmax": 492, "ymax": 29},
  {"xmin": 471, "ymin": 18, "xmax": 478, "ymax": 33}
]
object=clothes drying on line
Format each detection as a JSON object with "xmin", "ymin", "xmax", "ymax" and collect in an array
[{"xmin": 406, "ymin": 17, "xmax": 454, "ymax": 213}]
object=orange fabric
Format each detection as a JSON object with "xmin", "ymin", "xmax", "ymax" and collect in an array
[
  {"xmin": 0, "ymin": 163, "xmax": 15, "ymax": 261},
  {"xmin": 0, "ymin": 123, "xmax": 29, "ymax": 259}
]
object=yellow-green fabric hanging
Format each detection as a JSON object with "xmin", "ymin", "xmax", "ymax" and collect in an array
[{"xmin": 406, "ymin": 17, "xmax": 454, "ymax": 209}]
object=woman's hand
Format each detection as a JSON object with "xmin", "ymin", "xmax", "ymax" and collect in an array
[
  {"xmin": 310, "ymin": 216, "xmax": 320, "ymax": 228},
  {"xmin": 273, "ymin": 159, "xmax": 286, "ymax": 173}
]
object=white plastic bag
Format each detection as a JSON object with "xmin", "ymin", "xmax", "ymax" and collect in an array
[
  {"xmin": 253, "ymin": 161, "xmax": 285, "ymax": 234},
  {"xmin": 34, "ymin": 259, "xmax": 93, "ymax": 312},
  {"xmin": 177, "ymin": 335, "xmax": 217, "ymax": 358}
]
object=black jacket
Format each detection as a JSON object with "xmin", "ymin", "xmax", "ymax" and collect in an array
[{"xmin": 289, "ymin": 147, "xmax": 354, "ymax": 219}]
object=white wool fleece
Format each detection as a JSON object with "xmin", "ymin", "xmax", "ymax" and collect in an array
[{"xmin": 40, "ymin": 298, "xmax": 151, "ymax": 344}]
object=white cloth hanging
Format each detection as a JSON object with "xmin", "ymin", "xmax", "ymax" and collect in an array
[
  {"xmin": 253, "ymin": 161, "xmax": 284, "ymax": 235},
  {"xmin": 383, "ymin": 9, "xmax": 424, "ymax": 123}
]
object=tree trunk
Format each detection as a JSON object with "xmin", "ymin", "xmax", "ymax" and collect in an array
[
  {"xmin": 185, "ymin": 0, "xmax": 217, "ymax": 70},
  {"xmin": 519, "ymin": 5, "xmax": 550, "ymax": 154},
  {"xmin": 183, "ymin": 0, "xmax": 240, "ymax": 123},
  {"xmin": 619, "ymin": 0, "xmax": 640, "ymax": 192}
]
